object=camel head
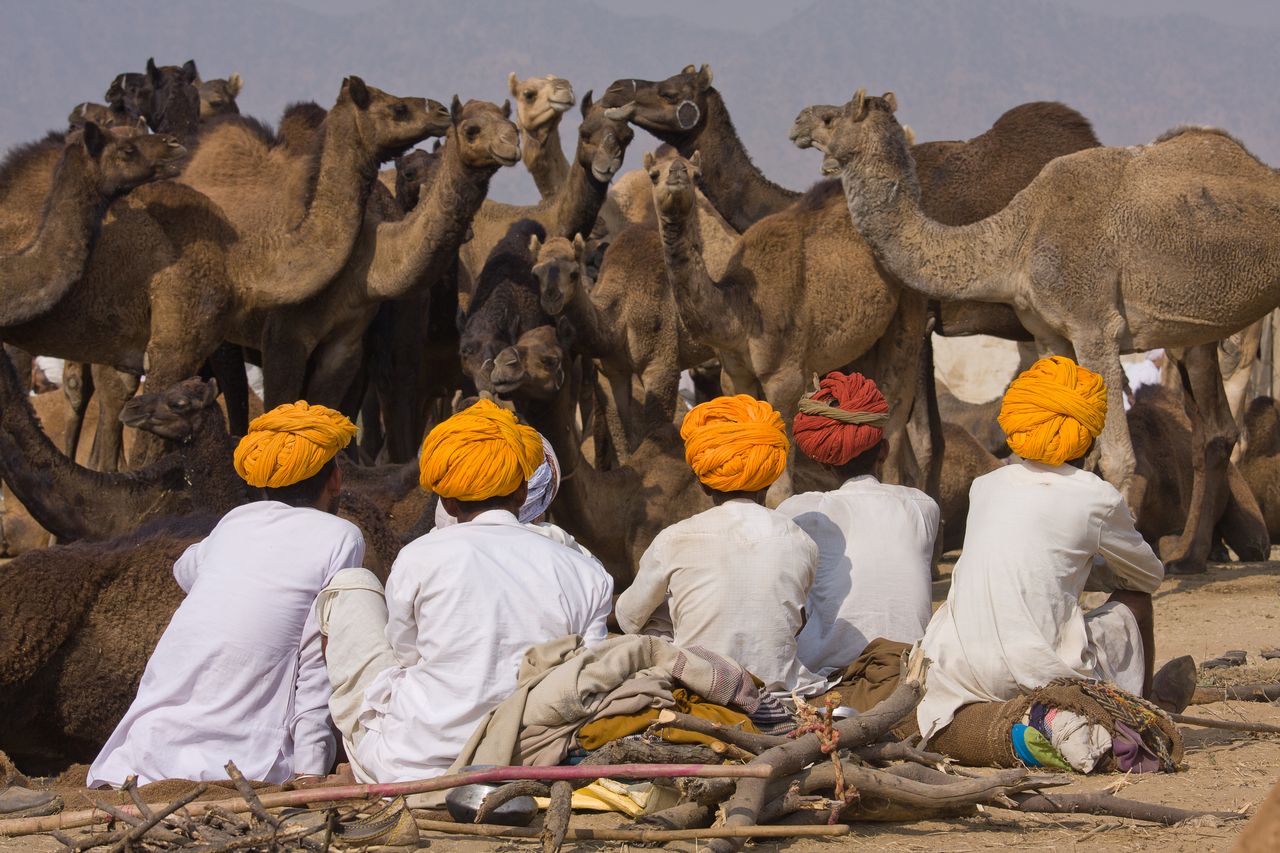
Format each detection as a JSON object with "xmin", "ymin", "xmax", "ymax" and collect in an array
[
  {"xmin": 197, "ymin": 73, "xmax": 243, "ymax": 118},
  {"xmin": 68, "ymin": 102, "xmax": 148, "ymax": 133},
  {"xmin": 531, "ymin": 234, "xmax": 588, "ymax": 316},
  {"xmin": 820, "ymin": 89, "xmax": 907, "ymax": 178},
  {"xmin": 75, "ymin": 123, "xmax": 188, "ymax": 197},
  {"xmin": 576, "ymin": 91, "xmax": 634, "ymax": 184},
  {"xmin": 647, "ymin": 149, "xmax": 701, "ymax": 220},
  {"xmin": 119, "ymin": 378, "xmax": 220, "ymax": 443},
  {"xmin": 334, "ymin": 76, "xmax": 451, "ymax": 163},
  {"xmin": 393, "ymin": 143, "xmax": 443, "ymax": 211},
  {"xmin": 141, "ymin": 58, "xmax": 201, "ymax": 139},
  {"xmin": 603, "ymin": 64, "xmax": 713, "ymax": 141},
  {"xmin": 447, "ymin": 97, "xmax": 521, "ymax": 170},
  {"xmin": 789, "ymin": 103, "xmax": 842, "ymax": 153},
  {"xmin": 105, "ymin": 72, "xmax": 153, "ymax": 122},
  {"xmin": 490, "ymin": 324, "xmax": 571, "ymax": 401},
  {"xmin": 508, "ymin": 73, "xmax": 575, "ymax": 139}
]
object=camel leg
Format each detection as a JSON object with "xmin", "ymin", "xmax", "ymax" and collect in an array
[
  {"xmin": 208, "ymin": 342, "xmax": 250, "ymax": 437},
  {"xmin": 639, "ymin": 363, "xmax": 681, "ymax": 440},
  {"xmin": 260, "ymin": 322, "xmax": 313, "ymax": 410},
  {"xmin": 1162, "ymin": 345, "xmax": 1237, "ymax": 575},
  {"xmin": 1073, "ymin": 337, "xmax": 1139, "ymax": 507},
  {"xmin": 60, "ymin": 362, "xmax": 92, "ymax": 461},
  {"xmin": 304, "ymin": 336, "xmax": 367, "ymax": 413},
  {"xmin": 603, "ymin": 369, "xmax": 636, "ymax": 459},
  {"xmin": 1216, "ymin": 462, "xmax": 1270, "ymax": 561},
  {"xmin": 762, "ymin": 368, "xmax": 807, "ymax": 506},
  {"xmin": 87, "ymin": 367, "xmax": 139, "ymax": 473},
  {"xmin": 4, "ymin": 346, "xmax": 34, "ymax": 394}
]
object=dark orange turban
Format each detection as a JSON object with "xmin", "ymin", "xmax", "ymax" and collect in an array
[
  {"xmin": 681, "ymin": 395, "xmax": 789, "ymax": 493},
  {"xmin": 233, "ymin": 401, "xmax": 356, "ymax": 488},
  {"xmin": 998, "ymin": 355, "xmax": 1107, "ymax": 466},
  {"xmin": 419, "ymin": 399, "xmax": 544, "ymax": 501},
  {"xmin": 792, "ymin": 371, "xmax": 889, "ymax": 466}
]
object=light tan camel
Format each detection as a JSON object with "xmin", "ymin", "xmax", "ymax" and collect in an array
[
  {"xmin": 197, "ymin": 73, "xmax": 242, "ymax": 118},
  {"xmin": 509, "ymin": 73, "xmax": 575, "ymax": 199},
  {"xmin": 821, "ymin": 90, "xmax": 1280, "ymax": 514}
]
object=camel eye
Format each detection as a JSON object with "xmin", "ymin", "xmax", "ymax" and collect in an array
[
  {"xmin": 170, "ymin": 398, "xmax": 189, "ymax": 411},
  {"xmin": 393, "ymin": 104, "xmax": 408, "ymax": 119},
  {"xmin": 464, "ymin": 124, "xmax": 480, "ymax": 141},
  {"xmin": 523, "ymin": 91, "xmax": 535, "ymax": 101},
  {"xmin": 661, "ymin": 92, "xmax": 679, "ymax": 104}
]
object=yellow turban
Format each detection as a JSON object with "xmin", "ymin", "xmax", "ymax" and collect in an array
[
  {"xmin": 681, "ymin": 394, "xmax": 789, "ymax": 493},
  {"xmin": 420, "ymin": 399, "xmax": 544, "ymax": 501},
  {"xmin": 998, "ymin": 355, "xmax": 1108, "ymax": 466},
  {"xmin": 233, "ymin": 401, "xmax": 356, "ymax": 489}
]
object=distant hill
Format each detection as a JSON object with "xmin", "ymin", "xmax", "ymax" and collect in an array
[{"xmin": 2, "ymin": 0, "xmax": 1277, "ymax": 205}]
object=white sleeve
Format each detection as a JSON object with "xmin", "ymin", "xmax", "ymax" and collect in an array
[
  {"xmin": 334, "ymin": 528, "xmax": 366, "ymax": 571},
  {"xmin": 614, "ymin": 534, "xmax": 672, "ymax": 635},
  {"xmin": 1097, "ymin": 498, "xmax": 1165, "ymax": 594},
  {"xmin": 920, "ymin": 497, "xmax": 942, "ymax": 553},
  {"xmin": 172, "ymin": 540, "xmax": 203, "ymax": 593},
  {"xmin": 290, "ymin": 605, "xmax": 337, "ymax": 775},
  {"xmin": 582, "ymin": 568, "xmax": 614, "ymax": 647},
  {"xmin": 383, "ymin": 560, "xmax": 423, "ymax": 668}
]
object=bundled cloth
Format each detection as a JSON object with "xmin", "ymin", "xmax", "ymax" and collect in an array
[
  {"xmin": 792, "ymin": 371, "xmax": 889, "ymax": 466},
  {"xmin": 926, "ymin": 678, "xmax": 1183, "ymax": 774},
  {"xmin": 681, "ymin": 395, "xmax": 789, "ymax": 493},
  {"xmin": 998, "ymin": 355, "xmax": 1107, "ymax": 466}
]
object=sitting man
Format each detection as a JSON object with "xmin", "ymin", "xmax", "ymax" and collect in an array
[
  {"xmin": 615, "ymin": 394, "xmax": 824, "ymax": 696},
  {"xmin": 88, "ymin": 403, "xmax": 364, "ymax": 786},
  {"xmin": 321, "ymin": 400, "xmax": 613, "ymax": 782},
  {"xmin": 779, "ymin": 371, "xmax": 939, "ymax": 701},
  {"xmin": 916, "ymin": 356, "xmax": 1181, "ymax": 742}
]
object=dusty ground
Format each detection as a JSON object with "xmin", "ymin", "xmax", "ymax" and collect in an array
[{"xmin": 3, "ymin": 560, "xmax": 1277, "ymax": 852}]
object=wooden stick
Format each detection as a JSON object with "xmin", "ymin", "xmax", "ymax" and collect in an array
[
  {"xmin": 105, "ymin": 783, "xmax": 208, "ymax": 853},
  {"xmin": 1189, "ymin": 682, "xmax": 1280, "ymax": 705},
  {"xmin": 1171, "ymin": 712, "xmax": 1280, "ymax": 734},
  {"xmin": 414, "ymin": 818, "xmax": 850, "ymax": 841},
  {"xmin": 0, "ymin": 763, "xmax": 772, "ymax": 837},
  {"xmin": 1007, "ymin": 791, "xmax": 1244, "ymax": 825},
  {"xmin": 652, "ymin": 710, "xmax": 787, "ymax": 754}
]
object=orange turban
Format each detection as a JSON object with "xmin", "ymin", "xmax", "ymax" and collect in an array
[
  {"xmin": 792, "ymin": 371, "xmax": 889, "ymax": 466},
  {"xmin": 233, "ymin": 401, "xmax": 356, "ymax": 489},
  {"xmin": 419, "ymin": 399, "xmax": 544, "ymax": 501},
  {"xmin": 998, "ymin": 355, "xmax": 1108, "ymax": 466},
  {"xmin": 681, "ymin": 394, "xmax": 789, "ymax": 493}
]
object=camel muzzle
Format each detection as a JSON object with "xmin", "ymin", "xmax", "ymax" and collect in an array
[{"xmin": 604, "ymin": 102, "xmax": 637, "ymax": 122}]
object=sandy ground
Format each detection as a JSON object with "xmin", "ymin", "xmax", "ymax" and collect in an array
[{"xmin": 3, "ymin": 559, "xmax": 1278, "ymax": 852}]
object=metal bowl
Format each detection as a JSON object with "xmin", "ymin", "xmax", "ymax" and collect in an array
[{"xmin": 444, "ymin": 766, "xmax": 538, "ymax": 827}]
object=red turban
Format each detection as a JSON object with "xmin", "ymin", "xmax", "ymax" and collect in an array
[{"xmin": 792, "ymin": 371, "xmax": 889, "ymax": 466}]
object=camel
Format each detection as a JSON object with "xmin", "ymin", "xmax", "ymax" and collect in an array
[
  {"xmin": 197, "ymin": 73, "xmax": 242, "ymax": 118},
  {"xmin": 604, "ymin": 64, "xmax": 796, "ymax": 232},
  {"xmin": 1238, "ymin": 396, "xmax": 1280, "ymax": 544},
  {"xmin": 105, "ymin": 59, "xmax": 202, "ymax": 142},
  {"xmin": 648, "ymin": 151, "xmax": 929, "ymax": 490},
  {"xmin": 488, "ymin": 325, "xmax": 710, "ymax": 584},
  {"xmin": 509, "ymin": 73, "xmax": 575, "ymax": 199},
  {"xmin": 256, "ymin": 97, "xmax": 516, "ymax": 409},
  {"xmin": 935, "ymin": 422, "xmax": 1002, "ymax": 552},
  {"xmin": 458, "ymin": 92, "xmax": 633, "ymax": 302},
  {"xmin": 820, "ymin": 90, "xmax": 1280, "ymax": 527},
  {"xmin": 67, "ymin": 103, "xmax": 146, "ymax": 132}
]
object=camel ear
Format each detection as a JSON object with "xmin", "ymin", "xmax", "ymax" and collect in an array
[
  {"xmin": 902, "ymin": 124, "xmax": 916, "ymax": 146},
  {"xmin": 847, "ymin": 88, "xmax": 867, "ymax": 118},
  {"xmin": 643, "ymin": 151, "xmax": 656, "ymax": 170},
  {"xmin": 450, "ymin": 95, "xmax": 463, "ymax": 125},
  {"xmin": 202, "ymin": 379, "xmax": 220, "ymax": 408},
  {"xmin": 501, "ymin": 99, "xmax": 512, "ymax": 119},
  {"xmin": 68, "ymin": 103, "xmax": 88, "ymax": 126},
  {"xmin": 689, "ymin": 150, "xmax": 702, "ymax": 175},
  {"xmin": 682, "ymin": 64, "xmax": 697, "ymax": 75},
  {"xmin": 580, "ymin": 90, "xmax": 594, "ymax": 117},
  {"xmin": 146, "ymin": 58, "xmax": 161, "ymax": 85},
  {"xmin": 227, "ymin": 72, "xmax": 243, "ymax": 98},
  {"xmin": 529, "ymin": 234, "xmax": 542, "ymax": 257},
  {"xmin": 697, "ymin": 64, "xmax": 713, "ymax": 89},
  {"xmin": 883, "ymin": 92, "xmax": 898, "ymax": 113},
  {"xmin": 181, "ymin": 60, "xmax": 199, "ymax": 85},
  {"xmin": 82, "ymin": 122, "xmax": 107, "ymax": 159},
  {"xmin": 508, "ymin": 72, "xmax": 519, "ymax": 96},
  {"xmin": 346, "ymin": 76, "xmax": 371, "ymax": 110},
  {"xmin": 572, "ymin": 233, "xmax": 586, "ymax": 260}
]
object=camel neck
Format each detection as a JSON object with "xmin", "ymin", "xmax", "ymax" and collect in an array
[
  {"xmin": 0, "ymin": 143, "xmax": 113, "ymax": 327},
  {"xmin": 551, "ymin": 156, "xmax": 609, "ymax": 243},
  {"xmin": 523, "ymin": 117, "xmax": 569, "ymax": 199},
  {"xmin": 366, "ymin": 136, "xmax": 498, "ymax": 300},
  {"xmin": 683, "ymin": 91, "xmax": 798, "ymax": 231},
  {"xmin": 180, "ymin": 412, "xmax": 246, "ymax": 513},
  {"xmin": 658, "ymin": 198, "xmax": 744, "ymax": 347},
  {"xmin": 839, "ymin": 139, "xmax": 1022, "ymax": 305}
]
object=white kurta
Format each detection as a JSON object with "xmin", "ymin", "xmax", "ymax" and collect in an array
[
  {"xmin": 779, "ymin": 476, "xmax": 940, "ymax": 675},
  {"xmin": 353, "ymin": 510, "xmax": 613, "ymax": 782},
  {"xmin": 916, "ymin": 460, "xmax": 1164, "ymax": 739},
  {"xmin": 616, "ymin": 499, "xmax": 825, "ymax": 695},
  {"xmin": 88, "ymin": 502, "xmax": 365, "ymax": 787}
]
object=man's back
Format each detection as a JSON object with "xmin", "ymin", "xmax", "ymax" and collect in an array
[
  {"xmin": 356, "ymin": 510, "xmax": 612, "ymax": 780},
  {"xmin": 780, "ymin": 477, "xmax": 939, "ymax": 675}
]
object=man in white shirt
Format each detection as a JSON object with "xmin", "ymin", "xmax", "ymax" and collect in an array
[
  {"xmin": 615, "ymin": 395, "xmax": 824, "ymax": 696},
  {"xmin": 916, "ymin": 356, "xmax": 1185, "ymax": 742},
  {"xmin": 320, "ymin": 400, "xmax": 612, "ymax": 783},
  {"xmin": 778, "ymin": 371, "xmax": 939, "ymax": 678},
  {"xmin": 88, "ymin": 402, "xmax": 363, "ymax": 786}
]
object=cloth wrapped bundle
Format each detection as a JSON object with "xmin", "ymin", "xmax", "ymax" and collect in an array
[
  {"xmin": 419, "ymin": 400, "xmax": 544, "ymax": 501},
  {"xmin": 792, "ymin": 371, "xmax": 890, "ymax": 466},
  {"xmin": 998, "ymin": 355, "xmax": 1107, "ymax": 466},
  {"xmin": 233, "ymin": 401, "xmax": 356, "ymax": 488},
  {"xmin": 681, "ymin": 395, "xmax": 789, "ymax": 493}
]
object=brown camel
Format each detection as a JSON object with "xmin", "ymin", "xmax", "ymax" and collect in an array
[
  {"xmin": 509, "ymin": 73, "xmax": 575, "ymax": 199},
  {"xmin": 197, "ymin": 73, "xmax": 242, "ymax": 118},
  {"xmin": 257, "ymin": 97, "xmax": 515, "ymax": 409},
  {"xmin": 604, "ymin": 64, "xmax": 795, "ymax": 232},
  {"xmin": 106, "ymin": 59, "xmax": 202, "ymax": 142},
  {"xmin": 459, "ymin": 92, "xmax": 633, "ymax": 302},
  {"xmin": 935, "ymin": 422, "xmax": 1002, "ymax": 552},
  {"xmin": 1237, "ymin": 395, "xmax": 1280, "ymax": 544},
  {"xmin": 67, "ymin": 103, "xmax": 147, "ymax": 132},
  {"xmin": 488, "ymin": 325, "xmax": 709, "ymax": 584},
  {"xmin": 821, "ymin": 90, "xmax": 1280, "ymax": 530}
]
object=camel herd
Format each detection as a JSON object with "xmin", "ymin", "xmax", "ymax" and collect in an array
[{"xmin": 2, "ymin": 58, "xmax": 1280, "ymax": 775}]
